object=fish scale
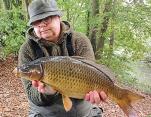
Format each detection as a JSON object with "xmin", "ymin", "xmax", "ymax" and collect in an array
[{"xmin": 41, "ymin": 58, "xmax": 102, "ymax": 98}]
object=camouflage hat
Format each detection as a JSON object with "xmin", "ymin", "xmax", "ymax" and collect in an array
[{"xmin": 28, "ymin": 0, "xmax": 62, "ymax": 26}]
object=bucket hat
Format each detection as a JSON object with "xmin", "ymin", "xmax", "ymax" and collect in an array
[{"xmin": 28, "ymin": 0, "xmax": 62, "ymax": 26}]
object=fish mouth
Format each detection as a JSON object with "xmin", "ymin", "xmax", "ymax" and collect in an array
[
  {"xmin": 13, "ymin": 67, "xmax": 31, "ymax": 78},
  {"xmin": 13, "ymin": 67, "xmax": 20, "ymax": 77}
]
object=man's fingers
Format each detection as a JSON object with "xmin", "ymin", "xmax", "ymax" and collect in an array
[
  {"xmin": 32, "ymin": 80, "xmax": 38, "ymax": 87},
  {"xmin": 99, "ymin": 91, "xmax": 107, "ymax": 101},
  {"xmin": 85, "ymin": 93, "xmax": 90, "ymax": 101},
  {"xmin": 32, "ymin": 81, "xmax": 57, "ymax": 94},
  {"xmin": 89, "ymin": 91, "xmax": 95, "ymax": 104},
  {"xmin": 32, "ymin": 81, "xmax": 45, "ymax": 93},
  {"xmin": 93, "ymin": 90, "xmax": 101, "ymax": 104},
  {"xmin": 85, "ymin": 90, "xmax": 108, "ymax": 105},
  {"xmin": 37, "ymin": 82, "xmax": 45, "ymax": 93}
]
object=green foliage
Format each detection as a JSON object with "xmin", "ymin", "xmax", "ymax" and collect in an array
[
  {"xmin": 0, "ymin": 7, "xmax": 27, "ymax": 59},
  {"xmin": 57, "ymin": 0, "xmax": 151, "ymax": 91},
  {"xmin": 57, "ymin": 0, "xmax": 89, "ymax": 33},
  {"xmin": 97, "ymin": 47, "xmax": 137, "ymax": 83},
  {"xmin": 96, "ymin": 1, "xmax": 151, "ymax": 92},
  {"xmin": 101, "ymin": 2, "xmax": 151, "ymax": 60}
]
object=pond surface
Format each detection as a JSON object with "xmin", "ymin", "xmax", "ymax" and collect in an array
[
  {"xmin": 130, "ymin": 61, "xmax": 151, "ymax": 93},
  {"xmin": 135, "ymin": 62, "xmax": 151, "ymax": 86}
]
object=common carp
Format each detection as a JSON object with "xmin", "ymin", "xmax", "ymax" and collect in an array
[{"xmin": 13, "ymin": 56, "xmax": 144, "ymax": 117}]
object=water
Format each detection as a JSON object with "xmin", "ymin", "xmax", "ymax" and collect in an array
[
  {"xmin": 130, "ymin": 61, "xmax": 151, "ymax": 93},
  {"xmin": 135, "ymin": 62, "xmax": 151, "ymax": 86}
]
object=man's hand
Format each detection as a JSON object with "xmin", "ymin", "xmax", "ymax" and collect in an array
[
  {"xmin": 32, "ymin": 80, "xmax": 57, "ymax": 94},
  {"xmin": 85, "ymin": 90, "xmax": 107, "ymax": 105}
]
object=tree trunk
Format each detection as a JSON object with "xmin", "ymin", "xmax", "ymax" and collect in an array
[
  {"xmin": 23, "ymin": 0, "xmax": 31, "ymax": 19},
  {"xmin": 108, "ymin": 0, "xmax": 116, "ymax": 59},
  {"xmin": 66, "ymin": 9, "xmax": 71, "ymax": 22},
  {"xmin": 89, "ymin": 0, "xmax": 99, "ymax": 53},
  {"xmin": 109, "ymin": 31, "xmax": 114, "ymax": 55},
  {"xmin": 86, "ymin": 10, "xmax": 90, "ymax": 37},
  {"xmin": 12, "ymin": 0, "xmax": 22, "ymax": 7},
  {"xmin": 96, "ymin": 0, "xmax": 112, "ymax": 59},
  {"xmin": 3, "ymin": 0, "xmax": 12, "ymax": 10},
  {"xmin": 0, "ymin": 0, "xmax": 4, "ymax": 9}
]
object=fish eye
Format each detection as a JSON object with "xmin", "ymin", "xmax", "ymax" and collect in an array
[{"xmin": 20, "ymin": 65, "xmax": 30, "ymax": 72}]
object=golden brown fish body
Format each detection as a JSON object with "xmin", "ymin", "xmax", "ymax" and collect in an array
[{"xmin": 13, "ymin": 56, "xmax": 144, "ymax": 117}]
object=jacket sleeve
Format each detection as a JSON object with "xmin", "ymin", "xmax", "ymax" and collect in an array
[
  {"xmin": 73, "ymin": 32, "xmax": 95, "ymax": 61},
  {"xmin": 18, "ymin": 41, "xmax": 60, "ymax": 106}
]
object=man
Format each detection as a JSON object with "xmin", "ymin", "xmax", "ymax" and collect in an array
[{"xmin": 18, "ymin": 0, "xmax": 107, "ymax": 116}]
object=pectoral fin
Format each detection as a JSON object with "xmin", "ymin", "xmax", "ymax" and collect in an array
[{"xmin": 62, "ymin": 95, "xmax": 72, "ymax": 112}]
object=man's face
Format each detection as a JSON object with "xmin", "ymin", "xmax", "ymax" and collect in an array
[{"xmin": 32, "ymin": 16, "xmax": 61, "ymax": 42}]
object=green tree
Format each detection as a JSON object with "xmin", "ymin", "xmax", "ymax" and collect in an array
[
  {"xmin": 89, "ymin": 0, "xmax": 99, "ymax": 53},
  {"xmin": 3, "ymin": 0, "xmax": 12, "ymax": 10}
]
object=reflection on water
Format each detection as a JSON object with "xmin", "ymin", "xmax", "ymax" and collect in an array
[
  {"xmin": 129, "ymin": 61, "xmax": 151, "ymax": 93},
  {"xmin": 117, "ymin": 61, "xmax": 151, "ymax": 93},
  {"xmin": 134, "ymin": 62, "xmax": 151, "ymax": 86}
]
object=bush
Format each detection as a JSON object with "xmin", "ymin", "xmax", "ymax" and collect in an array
[{"xmin": 0, "ymin": 8, "xmax": 27, "ymax": 59}]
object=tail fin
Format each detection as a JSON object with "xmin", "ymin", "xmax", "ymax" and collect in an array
[{"xmin": 114, "ymin": 88, "xmax": 144, "ymax": 117}]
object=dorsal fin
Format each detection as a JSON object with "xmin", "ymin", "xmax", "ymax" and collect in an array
[{"xmin": 71, "ymin": 56, "xmax": 116, "ymax": 83}]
